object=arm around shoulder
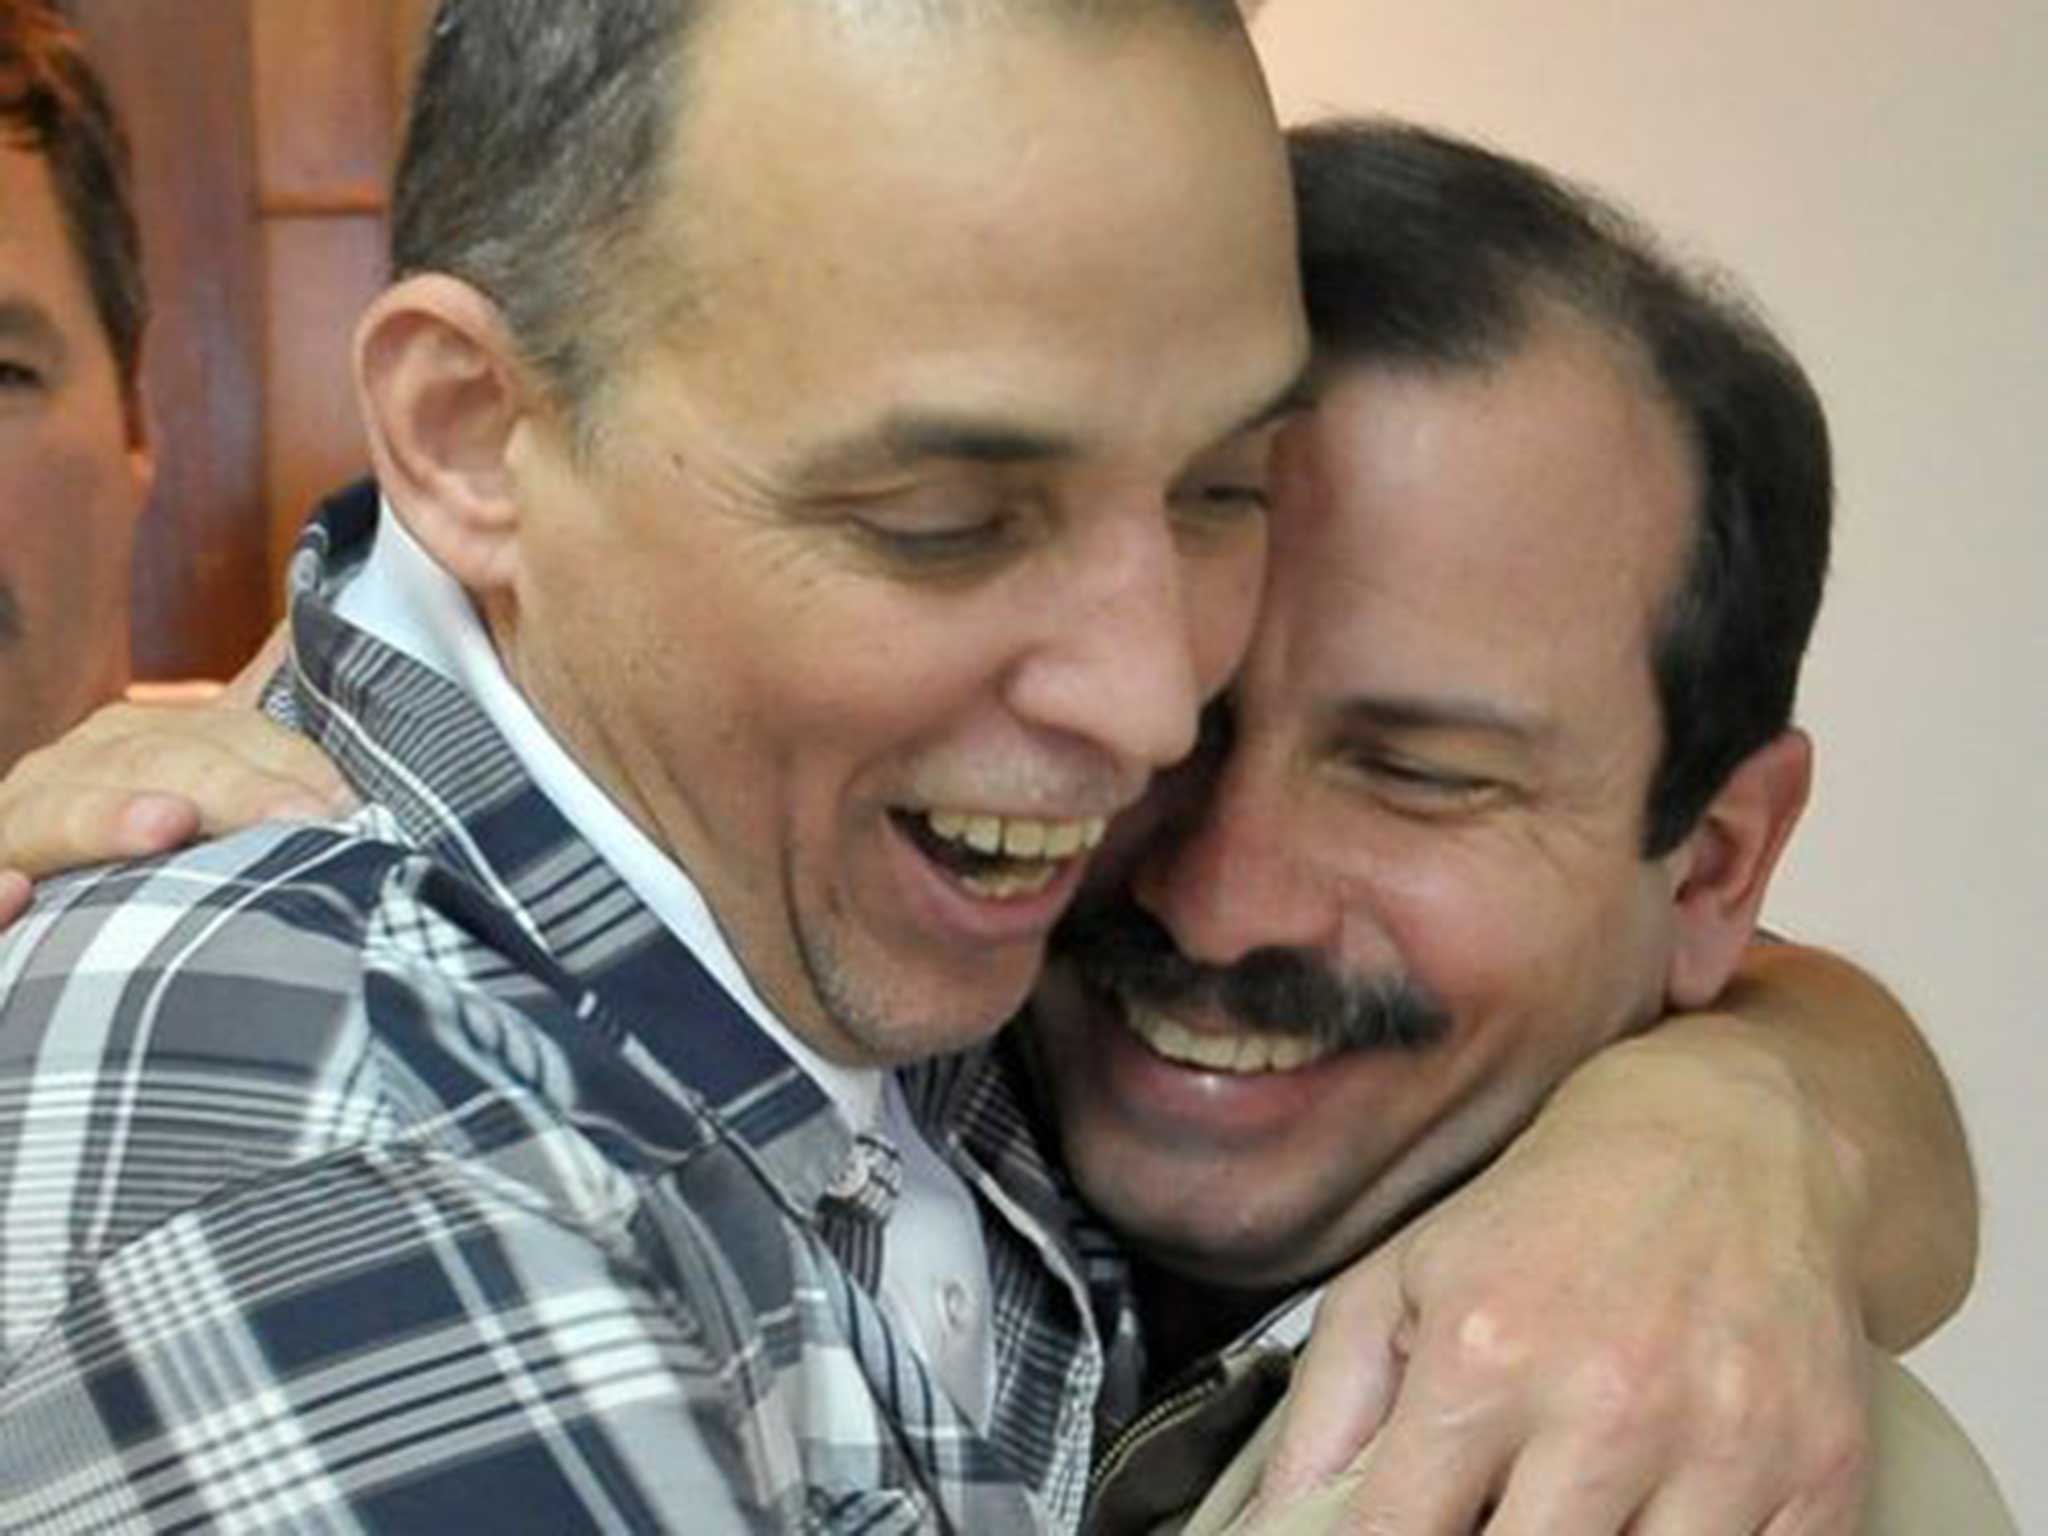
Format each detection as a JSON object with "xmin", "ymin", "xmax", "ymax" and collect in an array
[{"xmin": 1678, "ymin": 936, "xmax": 1977, "ymax": 1347}]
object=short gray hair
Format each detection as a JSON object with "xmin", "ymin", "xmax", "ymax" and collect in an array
[{"xmin": 391, "ymin": 0, "xmax": 1249, "ymax": 431}]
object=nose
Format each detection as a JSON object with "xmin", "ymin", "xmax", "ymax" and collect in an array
[
  {"xmin": 1008, "ymin": 506, "xmax": 1252, "ymax": 779},
  {"xmin": 1130, "ymin": 739, "xmax": 1342, "ymax": 967}
]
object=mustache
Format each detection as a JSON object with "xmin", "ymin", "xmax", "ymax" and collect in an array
[
  {"xmin": 0, "ymin": 580, "xmax": 18, "ymax": 644},
  {"xmin": 1054, "ymin": 897, "xmax": 1451, "ymax": 1055}
]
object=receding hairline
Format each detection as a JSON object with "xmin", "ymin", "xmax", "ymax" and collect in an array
[
  {"xmin": 389, "ymin": 0, "xmax": 1260, "ymax": 443},
  {"xmin": 588, "ymin": 0, "xmax": 1263, "ymax": 406}
]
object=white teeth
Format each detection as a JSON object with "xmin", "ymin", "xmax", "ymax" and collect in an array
[
  {"xmin": 959, "ymin": 865, "xmax": 1062, "ymax": 900},
  {"xmin": 919, "ymin": 809, "xmax": 1110, "ymax": 864},
  {"xmin": 1042, "ymin": 823, "xmax": 1084, "ymax": 859},
  {"xmin": 1124, "ymin": 1001, "xmax": 1338, "ymax": 1076},
  {"xmin": 1266, "ymin": 1035, "xmax": 1321, "ymax": 1072},
  {"xmin": 1003, "ymin": 820, "xmax": 1049, "ymax": 858}
]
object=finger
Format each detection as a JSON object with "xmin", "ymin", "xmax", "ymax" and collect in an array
[
  {"xmin": 1617, "ymin": 1476, "xmax": 1774, "ymax": 1536},
  {"xmin": 1255, "ymin": 1254, "xmax": 1408, "ymax": 1508},
  {"xmin": 0, "ymin": 785, "xmax": 201, "ymax": 878},
  {"xmin": 0, "ymin": 870, "xmax": 29, "ymax": 930},
  {"xmin": 82, "ymin": 716, "xmax": 351, "ymax": 830},
  {"xmin": 0, "ymin": 742, "xmax": 342, "ymax": 879},
  {"xmin": 1623, "ymin": 1339, "xmax": 1865, "ymax": 1536},
  {"xmin": 181, "ymin": 756, "xmax": 352, "ymax": 833},
  {"xmin": 217, "ymin": 621, "xmax": 291, "ymax": 710},
  {"xmin": 193, "ymin": 717, "xmax": 353, "ymax": 815},
  {"xmin": 1748, "ymin": 1403, "xmax": 1868, "ymax": 1536},
  {"xmin": 1475, "ymin": 1432, "xmax": 1659, "ymax": 1536},
  {"xmin": 1301, "ymin": 1382, "xmax": 1505, "ymax": 1536},
  {"xmin": 118, "ymin": 792, "xmax": 211, "ymax": 851},
  {"xmin": 1756, "ymin": 1484, "xmax": 1862, "ymax": 1536}
]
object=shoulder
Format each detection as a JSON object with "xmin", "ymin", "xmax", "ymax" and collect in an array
[
  {"xmin": 0, "ymin": 816, "xmax": 656, "ymax": 1360},
  {"xmin": 0, "ymin": 807, "xmax": 610, "ymax": 1117},
  {"xmin": 0, "ymin": 817, "xmax": 423, "ymax": 1052}
]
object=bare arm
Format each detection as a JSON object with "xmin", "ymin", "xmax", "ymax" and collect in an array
[{"xmin": 1688, "ymin": 938, "xmax": 1974, "ymax": 1347}]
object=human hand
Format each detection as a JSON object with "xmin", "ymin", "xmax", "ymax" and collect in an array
[
  {"xmin": 1252, "ymin": 1026, "xmax": 1872, "ymax": 1534},
  {"xmin": 0, "ymin": 632, "xmax": 351, "ymax": 920}
]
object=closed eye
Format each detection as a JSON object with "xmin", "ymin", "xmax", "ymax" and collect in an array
[
  {"xmin": 853, "ymin": 509, "xmax": 1025, "ymax": 571},
  {"xmin": 1342, "ymin": 750, "xmax": 1503, "ymax": 812}
]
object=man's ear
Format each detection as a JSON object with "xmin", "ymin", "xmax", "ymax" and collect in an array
[
  {"xmin": 1662, "ymin": 728, "xmax": 1814, "ymax": 1009},
  {"xmin": 353, "ymin": 275, "xmax": 540, "ymax": 594}
]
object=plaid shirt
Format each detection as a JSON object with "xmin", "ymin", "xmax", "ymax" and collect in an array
[{"xmin": 0, "ymin": 483, "xmax": 1141, "ymax": 1534}]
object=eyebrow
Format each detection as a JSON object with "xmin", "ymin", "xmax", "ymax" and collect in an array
[
  {"xmin": 783, "ymin": 364, "xmax": 1319, "ymax": 490},
  {"xmin": 877, "ymin": 413, "xmax": 1080, "ymax": 469},
  {"xmin": 1334, "ymin": 693, "xmax": 1551, "ymax": 747}
]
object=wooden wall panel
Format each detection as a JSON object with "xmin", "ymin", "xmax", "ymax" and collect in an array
[
  {"xmin": 260, "ymin": 219, "xmax": 384, "ymax": 592},
  {"xmin": 251, "ymin": 0, "xmax": 400, "ymax": 216},
  {"xmin": 62, "ymin": 0, "xmax": 440, "ymax": 679},
  {"xmin": 394, "ymin": 0, "xmax": 438, "ymax": 125},
  {"xmin": 69, "ymin": 0, "xmax": 271, "ymax": 680},
  {"xmin": 248, "ymin": 0, "xmax": 401, "ymax": 594}
]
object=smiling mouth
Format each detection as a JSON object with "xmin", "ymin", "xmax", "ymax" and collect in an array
[
  {"xmin": 1121, "ymin": 998, "xmax": 1343, "ymax": 1075},
  {"xmin": 896, "ymin": 808, "xmax": 1108, "ymax": 900}
]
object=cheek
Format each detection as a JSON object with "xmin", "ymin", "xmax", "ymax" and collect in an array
[
  {"xmin": 0, "ymin": 424, "xmax": 125, "ymax": 556},
  {"xmin": 0, "ymin": 492, "xmax": 116, "ymax": 639},
  {"xmin": 1188, "ymin": 532, "xmax": 1269, "ymax": 699},
  {"xmin": 1388, "ymin": 862, "xmax": 1666, "ymax": 1097},
  {"xmin": 1341, "ymin": 832, "xmax": 1520, "ymax": 1004}
]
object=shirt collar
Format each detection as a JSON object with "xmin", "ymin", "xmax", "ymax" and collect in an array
[
  {"xmin": 333, "ymin": 498, "xmax": 885, "ymax": 1136},
  {"xmin": 282, "ymin": 481, "xmax": 870, "ymax": 1213}
]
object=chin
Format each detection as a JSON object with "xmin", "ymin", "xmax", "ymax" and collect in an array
[
  {"xmin": 1066, "ymin": 1137, "xmax": 1331, "ymax": 1291},
  {"xmin": 1120, "ymin": 1215, "xmax": 1331, "ymax": 1294},
  {"xmin": 806, "ymin": 938, "xmax": 1047, "ymax": 1066}
]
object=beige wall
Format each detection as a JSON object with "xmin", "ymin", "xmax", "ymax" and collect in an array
[{"xmin": 1247, "ymin": 2, "xmax": 2046, "ymax": 1526}]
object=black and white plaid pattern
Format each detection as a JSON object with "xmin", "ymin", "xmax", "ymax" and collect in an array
[{"xmin": 0, "ymin": 483, "xmax": 1137, "ymax": 1534}]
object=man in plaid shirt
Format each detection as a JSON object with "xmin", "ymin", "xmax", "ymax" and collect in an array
[{"xmin": 0, "ymin": 0, "xmax": 1306, "ymax": 1528}]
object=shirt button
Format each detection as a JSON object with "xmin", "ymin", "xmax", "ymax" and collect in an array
[
  {"xmin": 939, "ymin": 1279, "xmax": 973, "ymax": 1334},
  {"xmin": 825, "ymin": 1159, "xmax": 866, "ymax": 1201}
]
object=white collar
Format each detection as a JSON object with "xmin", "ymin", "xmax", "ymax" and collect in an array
[{"xmin": 333, "ymin": 502, "xmax": 885, "ymax": 1135}]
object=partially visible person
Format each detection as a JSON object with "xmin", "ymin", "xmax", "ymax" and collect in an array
[
  {"xmin": 1046, "ymin": 119, "xmax": 1999, "ymax": 1534},
  {"xmin": 0, "ymin": 0, "xmax": 154, "ymax": 779}
]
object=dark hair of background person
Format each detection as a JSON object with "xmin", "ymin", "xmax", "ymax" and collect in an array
[
  {"xmin": 0, "ymin": 0, "xmax": 147, "ymax": 405},
  {"xmin": 1287, "ymin": 118, "xmax": 1833, "ymax": 856},
  {"xmin": 391, "ymin": 0, "xmax": 1250, "ymax": 440}
]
